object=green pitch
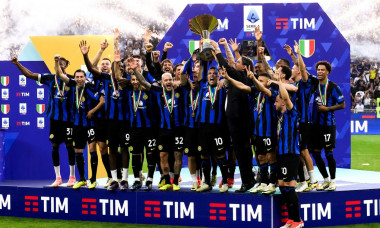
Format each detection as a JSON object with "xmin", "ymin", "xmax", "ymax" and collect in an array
[{"xmin": 351, "ymin": 135, "xmax": 380, "ymax": 171}]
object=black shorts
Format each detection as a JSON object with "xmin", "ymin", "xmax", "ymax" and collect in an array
[
  {"xmin": 129, "ymin": 127, "xmax": 158, "ymax": 154},
  {"xmin": 254, "ymin": 135, "xmax": 276, "ymax": 155},
  {"xmin": 73, "ymin": 126, "xmax": 96, "ymax": 149},
  {"xmin": 49, "ymin": 119, "xmax": 73, "ymax": 144},
  {"xmin": 198, "ymin": 124, "xmax": 227, "ymax": 157},
  {"xmin": 158, "ymin": 127, "xmax": 184, "ymax": 153},
  {"xmin": 299, "ymin": 122, "xmax": 312, "ymax": 150},
  {"xmin": 311, "ymin": 125, "xmax": 336, "ymax": 151},
  {"xmin": 184, "ymin": 127, "xmax": 199, "ymax": 157},
  {"xmin": 94, "ymin": 118, "xmax": 107, "ymax": 142},
  {"xmin": 277, "ymin": 154, "xmax": 300, "ymax": 182},
  {"xmin": 106, "ymin": 120, "xmax": 128, "ymax": 149}
]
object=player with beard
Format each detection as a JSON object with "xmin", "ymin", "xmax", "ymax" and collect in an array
[
  {"xmin": 145, "ymin": 42, "xmax": 174, "ymax": 81},
  {"xmin": 117, "ymin": 53, "xmax": 158, "ymax": 191},
  {"xmin": 55, "ymin": 56, "xmax": 105, "ymax": 189},
  {"xmin": 11, "ymin": 56, "xmax": 76, "ymax": 188},
  {"xmin": 132, "ymin": 59, "xmax": 185, "ymax": 191},
  {"xmin": 87, "ymin": 39, "xmax": 113, "ymax": 188},
  {"xmin": 80, "ymin": 40, "xmax": 130, "ymax": 191},
  {"xmin": 195, "ymin": 66, "xmax": 229, "ymax": 193}
]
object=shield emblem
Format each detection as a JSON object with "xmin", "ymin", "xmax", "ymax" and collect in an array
[
  {"xmin": 299, "ymin": 39, "xmax": 315, "ymax": 58},
  {"xmin": 1, "ymin": 104, "xmax": 9, "ymax": 114},
  {"xmin": 36, "ymin": 104, "xmax": 45, "ymax": 114},
  {"xmin": 189, "ymin": 40, "xmax": 201, "ymax": 55},
  {"xmin": 1, "ymin": 76, "xmax": 9, "ymax": 86}
]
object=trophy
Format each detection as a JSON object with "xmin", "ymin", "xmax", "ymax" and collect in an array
[{"xmin": 189, "ymin": 14, "xmax": 218, "ymax": 61}]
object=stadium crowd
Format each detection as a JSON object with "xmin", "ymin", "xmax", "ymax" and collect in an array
[{"xmin": 351, "ymin": 58, "xmax": 380, "ymax": 112}]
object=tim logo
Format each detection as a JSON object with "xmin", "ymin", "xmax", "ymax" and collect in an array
[
  {"xmin": 82, "ymin": 198, "xmax": 97, "ymax": 215},
  {"xmin": 0, "ymin": 194, "xmax": 11, "ymax": 210},
  {"xmin": 346, "ymin": 201, "xmax": 361, "ymax": 218},
  {"xmin": 276, "ymin": 18, "xmax": 289, "ymax": 29},
  {"xmin": 209, "ymin": 203, "xmax": 227, "ymax": 221},
  {"xmin": 37, "ymin": 117, "xmax": 45, "ymax": 129},
  {"xmin": 19, "ymin": 75, "xmax": 26, "ymax": 87},
  {"xmin": 2, "ymin": 118, "xmax": 9, "ymax": 129},
  {"xmin": 244, "ymin": 5, "xmax": 263, "ymax": 32},
  {"xmin": 37, "ymin": 88, "xmax": 44, "ymax": 100},
  {"xmin": 25, "ymin": 196, "xmax": 39, "ymax": 212},
  {"xmin": 2, "ymin": 88, "xmax": 9, "ymax": 100},
  {"xmin": 144, "ymin": 201, "xmax": 161, "ymax": 218},
  {"xmin": 19, "ymin": 103, "xmax": 27, "ymax": 115}
]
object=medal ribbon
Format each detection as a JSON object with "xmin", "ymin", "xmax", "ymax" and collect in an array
[
  {"xmin": 162, "ymin": 87, "xmax": 174, "ymax": 113},
  {"xmin": 318, "ymin": 78, "xmax": 329, "ymax": 106},
  {"xmin": 110, "ymin": 74, "xmax": 119, "ymax": 96},
  {"xmin": 55, "ymin": 75, "xmax": 66, "ymax": 97},
  {"xmin": 256, "ymin": 92, "xmax": 263, "ymax": 113},
  {"xmin": 75, "ymin": 84, "xmax": 85, "ymax": 111},
  {"xmin": 133, "ymin": 90, "xmax": 142, "ymax": 114},
  {"xmin": 277, "ymin": 113, "xmax": 285, "ymax": 136},
  {"xmin": 207, "ymin": 85, "xmax": 218, "ymax": 107},
  {"xmin": 190, "ymin": 89, "xmax": 200, "ymax": 113}
]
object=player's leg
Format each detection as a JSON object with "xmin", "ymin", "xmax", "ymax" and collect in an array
[
  {"xmin": 72, "ymin": 126, "xmax": 87, "ymax": 189},
  {"xmin": 49, "ymin": 120, "xmax": 63, "ymax": 187},
  {"xmin": 87, "ymin": 127, "xmax": 98, "ymax": 189},
  {"xmin": 65, "ymin": 122, "xmax": 76, "ymax": 186}
]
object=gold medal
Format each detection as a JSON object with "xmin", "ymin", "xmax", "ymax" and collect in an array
[
  {"xmin": 143, "ymin": 94, "xmax": 148, "ymax": 100},
  {"xmin": 65, "ymin": 86, "xmax": 70, "ymax": 91},
  {"xmin": 211, "ymin": 105, "xmax": 214, "ymax": 109},
  {"xmin": 191, "ymin": 112, "xmax": 195, "ymax": 118},
  {"xmin": 82, "ymin": 97, "xmax": 85, "ymax": 102},
  {"xmin": 59, "ymin": 97, "xmax": 64, "ymax": 102}
]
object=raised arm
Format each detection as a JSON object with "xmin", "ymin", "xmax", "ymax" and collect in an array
[
  {"xmin": 128, "ymin": 57, "xmax": 151, "ymax": 90},
  {"xmin": 10, "ymin": 57, "xmax": 39, "ymax": 80},
  {"xmin": 255, "ymin": 26, "xmax": 273, "ymax": 77},
  {"xmin": 278, "ymin": 77, "xmax": 293, "ymax": 110},
  {"xmin": 250, "ymin": 67, "xmax": 272, "ymax": 97},
  {"xmin": 294, "ymin": 41, "xmax": 308, "ymax": 82},
  {"xmin": 219, "ymin": 38, "xmax": 235, "ymax": 66},
  {"xmin": 228, "ymin": 38, "xmax": 241, "ymax": 62},
  {"xmin": 284, "ymin": 44, "xmax": 298, "ymax": 67},
  {"xmin": 113, "ymin": 28, "xmax": 120, "ymax": 52},
  {"xmin": 114, "ymin": 50, "xmax": 122, "ymax": 81},
  {"xmin": 223, "ymin": 67, "xmax": 251, "ymax": 93},
  {"xmin": 162, "ymin": 42, "xmax": 173, "ymax": 62},
  {"xmin": 92, "ymin": 39, "xmax": 108, "ymax": 67},
  {"xmin": 54, "ymin": 55, "xmax": 70, "ymax": 84},
  {"xmin": 79, "ymin": 40, "xmax": 102, "ymax": 78}
]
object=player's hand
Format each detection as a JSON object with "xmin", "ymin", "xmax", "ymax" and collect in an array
[
  {"xmin": 100, "ymin": 39, "xmax": 108, "ymax": 50},
  {"xmin": 228, "ymin": 38, "xmax": 240, "ymax": 52},
  {"xmin": 221, "ymin": 66, "xmax": 230, "ymax": 80},
  {"xmin": 127, "ymin": 57, "xmax": 138, "ymax": 70},
  {"xmin": 192, "ymin": 48, "xmax": 199, "ymax": 61},
  {"xmin": 79, "ymin": 40, "xmax": 90, "ymax": 55},
  {"xmin": 254, "ymin": 26, "xmax": 263, "ymax": 41},
  {"xmin": 114, "ymin": 50, "xmax": 121, "ymax": 62},
  {"xmin": 10, "ymin": 56, "xmax": 18, "ymax": 64},
  {"xmin": 163, "ymin": 42, "xmax": 173, "ymax": 52},
  {"xmin": 152, "ymin": 51, "xmax": 160, "ymax": 62},
  {"xmin": 293, "ymin": 40, "xmax": 300, "ymax": 55},
  {"xmin": 113, "ymin": 28, "xmax": 121, "ymax": 41},
  {"xmin": 54, "ymin": 54, "xmax": 60, "ymax": 62},
  {"xmin": 218, "ymin": 38, "xmax": 227, "ymax": 45},
  {"xmin": 145, "ymin": 43, "xmax": 153, "ymax": 53},
  {"xmin": 209, "ymin": 40, "xmax": 219, "ymax": 50},
  {"xmin": 317, "ymin": 104, "xmax": 330, "ymax": 112},
  {"xmin": 86, "ymin": 110, "xmax": 94, "ymax": 119},
  {"xmin": 284, "ymin": 44, "xmax": 293, "ymax": 56},
  {"xmin": 275, "ymin": 67, "xmax": 282, "ymax": 82},
  {"xmin": 258, "ymin": 47, "xmax": 265, "ymax": 56}
]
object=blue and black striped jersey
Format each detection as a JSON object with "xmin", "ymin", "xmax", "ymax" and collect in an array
[
  {"xmin": 150, "ymin": 85, "xmax": 183, "ymax": 130},
  {"xmin": 312, "ymin": 79, "xmax": 344, "ymax": 126},
  {"xmin": 181, "ymin": 84, "xmax": 200, "ymax": 128},
  {"xmin": 278, "ymin": 108, "xmax": 300, "ymax": 155},
  {"xmin": 126, "ymin": 86, "xmax": 153, "ymax": 128},
  {"xmin": 251, "ymin": 85, "xmax": 278, "ymax": 137},
  {"xmin": 196, "ymin": 84, "xmax": 226, "ymax": 125},
  {"xmin": 67, "ymin": 80, "xmax": 100, "ymax": 127},
  {"xmin": 99, "ymin": 72, "xmax": 128, "ymax": 121},
  {"xmin": 297, "ymin": 76, "xmax": 318, "ymax": 123},
  {"xmin": 38, "ymin": 73, "xmax": 74, "ymax": 122}
]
